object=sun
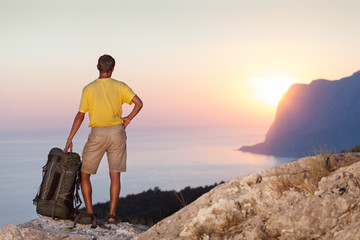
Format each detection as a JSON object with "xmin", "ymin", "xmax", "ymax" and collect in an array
[{"xmin": 248, "ymin": 75, "xmax": 299, "ymax": 106}]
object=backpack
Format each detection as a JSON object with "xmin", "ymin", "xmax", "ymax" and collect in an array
[{"xmin": 33, "ymin": 147, "xmax": 82, "ymax": 219}]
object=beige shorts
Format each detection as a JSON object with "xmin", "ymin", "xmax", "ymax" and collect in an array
[{"xmin": 81, "ymin": 124, "xmax": 127, "ymax": 174}]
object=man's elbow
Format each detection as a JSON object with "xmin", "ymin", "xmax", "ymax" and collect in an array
[
  {"xmin": 138, "ymin": 99, "xmax": 143, "ymax": 109},
  {"xmin": 134, "ymin": 96, "xmax": 143, "ymax": 109}
]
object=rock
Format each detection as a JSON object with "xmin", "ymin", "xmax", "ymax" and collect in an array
[
  {"xmin": 4, "ymin": 153, "xmax": 360, "ymax": 239},
  {"xmin": 133, "ymin": 152, "xmax": 360, "ymax": 239},
  {"xmin": 0, "ymin": 216, "xmax": 148, "ymax": 240},
  {"xmin": 0, "ymin": 224, "xmax": 87, "ymax": 240},
  {"xmin": 240, "ymin": 70, "xmax": 360, "ymax": 157}
]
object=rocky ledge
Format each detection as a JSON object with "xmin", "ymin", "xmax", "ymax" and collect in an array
[
  {"xmin": 3, "ymin": 152, "xmax": 360, "ymax": 239},
  {"xmin": 0, "ymin": 216, "xmax": 148, "ymax": 240},
  {"xmin": 134, "ymin": 152, "xmax": 360, "ymax": 239}
]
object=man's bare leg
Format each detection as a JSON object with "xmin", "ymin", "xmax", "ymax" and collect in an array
[
  {"xmin": 109, "ymin": 172, "xmax": 121, "ymax": 221},
  {"xmin": 81, "ymin": 172, "xmax": 93, "ymax": 213}
]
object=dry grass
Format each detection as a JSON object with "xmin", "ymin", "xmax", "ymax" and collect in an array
[
  {"xmin": 170, "ymin": 171, "xmax": 187, "ymax": 208},
  {"xmin": 172, "ymin": 189, "xmax": 187, "ymax": 208},
  {"xmin": 273, "ymin": 152, "xmax": 360, "ymax": 196},
  {"xmin": 311, "ymin": 144, "xmax": 337, "ymax": 156}
]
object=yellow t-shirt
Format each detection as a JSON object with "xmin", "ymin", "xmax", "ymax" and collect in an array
[{"xmin": 79, "ymin": 78, "xmax": 136, "ymax": 127}]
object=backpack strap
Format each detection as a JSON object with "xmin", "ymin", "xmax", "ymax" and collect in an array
[
  {"xmin": 74, "ymin": 170, "xmax": 82, "ymax": 209},
  {"xmin": 33, "ymin": 161, "xmax": 49, "ymax": 204},
  {"xmin": 69, "ymin": 210, "xmax": 101, "ymax": 229},
  {"xmin": 50, "ymin": 167, "xmax": 67, "ymax": 218}
]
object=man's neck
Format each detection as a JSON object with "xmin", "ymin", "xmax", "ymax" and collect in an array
[{"xmin": 99, "ymin": 71, "xmax": 112, "ymax": 78}]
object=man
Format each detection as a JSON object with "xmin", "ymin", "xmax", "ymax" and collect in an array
[{"xmin": 63, "ymin": 54, "xmax": 143, "ymax": 223}]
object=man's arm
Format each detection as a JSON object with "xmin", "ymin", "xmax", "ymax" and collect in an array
[
  {"xmin": 63, "ymin": 111, "xmax": 85, "ymax": 153},
  {"xmin": 122, "ymin": 95, "xmax": 143, "ymax": 128}
]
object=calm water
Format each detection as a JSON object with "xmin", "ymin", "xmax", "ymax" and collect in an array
[{"xmin": 0, "ymin": 127, "xmax": 296, "ymax": 227}]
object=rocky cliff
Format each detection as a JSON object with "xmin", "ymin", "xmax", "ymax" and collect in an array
[
  {"xmin": 241, "ymin": 71, "xmax": 360, "ymax": 157},
  {"xmin": 3, "ymin": 153, "xmax": 360, "ymax": 239},
  {"xmin": 133, "ymin": 152, "xmax": 360, "ymax": 239}
]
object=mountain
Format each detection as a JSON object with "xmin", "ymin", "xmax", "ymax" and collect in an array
[{"xmin": 240, "ymin": 71, "xmax": 360, "ymax": 157}]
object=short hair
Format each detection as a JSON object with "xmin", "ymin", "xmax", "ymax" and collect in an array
[{"xmin": 98, "ymin": 54, "xmax": 115, "ymax": 73}]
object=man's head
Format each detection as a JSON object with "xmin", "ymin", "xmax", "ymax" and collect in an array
[{"xmin": 97, "ymin": 54, "xmax": 115, "ymax": 73}]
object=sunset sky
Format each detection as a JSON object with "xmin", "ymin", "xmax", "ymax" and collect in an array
[{"xmin": 1, "ymin": 0, "xmax": 360, "ymax": 131}]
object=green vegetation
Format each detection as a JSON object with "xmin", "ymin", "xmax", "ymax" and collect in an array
[
  {"xmin": 342, "ymin": 144, "xmax": 360, "ymax": 153},
  {"xmin": 84, "ymin": 182, "xmax": 222, "ymax": 226}
]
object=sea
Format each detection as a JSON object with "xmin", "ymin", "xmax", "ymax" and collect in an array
[{"xmin": 0, "ymin": 126, "xmax": 297, "ymax": 228}]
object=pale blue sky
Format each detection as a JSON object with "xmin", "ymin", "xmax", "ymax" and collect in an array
[{"xmin": 1, "ymin": 0, "xmax": 360, "ymax": 130}]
